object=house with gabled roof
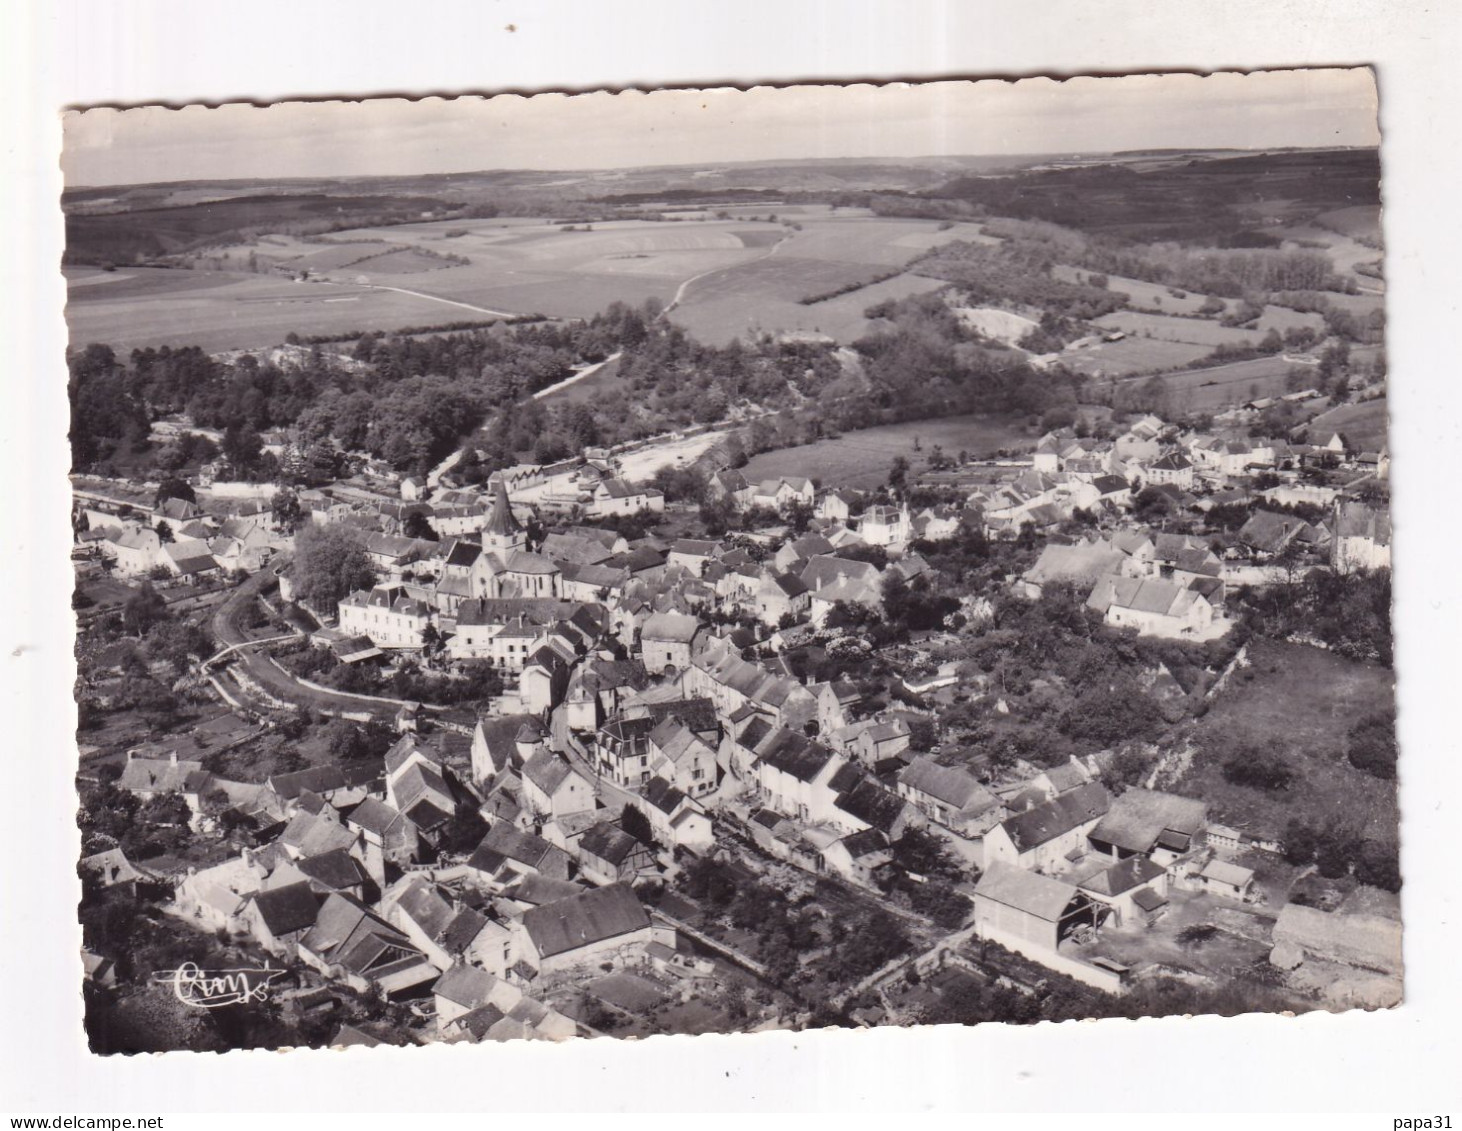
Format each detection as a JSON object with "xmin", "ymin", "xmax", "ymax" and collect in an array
[
  {"xmin": 278, "ymin": 807, "xmax": 359, "ymax": 862},
  {"xmin": 684, "ymin": 637, "xmax": 817, "ymax": 730},
  {"xmin": 820, "ymin": 828, "xmax": 895, "ymax": 890},
  {"xmin": 646, "ymin": 717, "xmax": 718, "ymax": 799},
  {"xmin": 639, "ymin": 610, "xmax": 702, "ymax": 676},
  {"xmin": 1331, "ymin": 500, "xmax": 1391, "ymax": 574},
  {"xmin": 1086, "ymin": 574, "xmax": 1217, "ymax": 639},
  {"xmin": 267, "ymin": 847, "xmax": 369, "ymax": 902},
  {"xmin": 575, "ymin": 821, "xmax": 656, "ymax": 886},
  {"xmin": 666, "ymin": 538, "xmax": 721, "ymax": 576},
  {"xmin": 345, "ymin": 797, "xmax": 415, "ymax": 887},
  {"xmin": 636, "ymin": 776, "xmax": 714, "ymax": 852},
  {"xmin": 1145, "ymin": 451, "xmax": 1194, "ymax": 488},
  {"xmin": 596, "ymin": 712, "xmax": 659, "ymax": 789},
  {"xmin": 337, "ymin": 583, "xmax": 432, "ymax": 649},
  {"xmin": 297, "ymin": 892, "xmax": 438, "ymax": 996},
  {"xmin": 1018, "ymin": 537, "xmax": 1130, "ymax": 599},
  {"xmin": 241, "ymin": 880, "xmax": 322, "ymax": 959},
  {"xmin": 752, "ymin": 727, "xmax": 846, "ymax": 824},
  {"xmin": 755, "ymin": 571, "xmax": 811, "ymax": 627},
  {"xmin": 468, "ymin": 824, "xmax": 573, "ymax": 885},
  {"xmin": 750, "ymin": 476, "xmax": 814, "ymax": 514},
  {"xmin": 432, "ymin": 962, "xmax": 522, "ymax": 1033},
  {"xmin": 897, "ymin": 755, "xmax": 1004, "ymax": 862},
  {"xmin": 1074, "ymin": 854, "xmax": 1169, "ymax": 927},
  {"xmin": 512, "ymin": 882, "xmax": 657, "ymax": 982},
  {"xmin": 81, "ymin": 847, "xmax": 152, "ymax": 892},
  {"xmin": 590, "ymin": 478, "xmax": 665, "ymax": 518},
  {"xmin": 521, "ymin": 749, "xmax": 597, "ymax": 821},
  {"xmin": 982, "ymin": 781, "xmax": 1111, "ymax": 874},
  {"xmin": 832, "ymin": 774, "xmax": 922, "ymax": 840},
  {"xmin": 708, "ymin": 468, "xmax": 753, "ymax": 507},
  {"xmin": 118, "ymin": 750, "xmax": 207, "ymax": 803},
  {"xmin": 173, "ymin": 853, "xmax": 269, "ymax": 934},
  {"xmin": 1237, "ymin": 509, "xmax": 1315, "ymax": 559},
  {"xmin": 384, "ymin": 756, "xmax": 459, "ymax": 846},
  {"xmin": 1196, "ymin": 857, "xmax": 1255, "ymax": 901},
  {"xmin": 104, "ymin": 525, "xmax": 162, "ymax": 575},
  {"xmin": 831, "ymin": 716, "xmax": 913, "ymax": 768}
]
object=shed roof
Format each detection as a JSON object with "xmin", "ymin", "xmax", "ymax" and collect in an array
[
  {"xmin": 974, "ymin": 863, "xmax": 1081, "ymax": 922},
  {"xmin": 521, "ymin": 883, "xmax": 650, "ymax": 958},
  {"xmin": 1089, "ymin": 788, "xmax": 1205, "ymax": 855}
]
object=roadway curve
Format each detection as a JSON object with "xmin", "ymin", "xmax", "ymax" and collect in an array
[{"xmin": 208, "ymin": 560, "xmax": 400, "ymax": 721}]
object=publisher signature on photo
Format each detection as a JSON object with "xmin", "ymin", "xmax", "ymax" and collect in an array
[{"xmin": 152, "ymin": 962, "xmax": 285, "ymax": 1009}]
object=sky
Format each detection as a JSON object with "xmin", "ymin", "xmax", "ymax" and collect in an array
[{"xmin": 61, "ymin": 68, "xmax": 1379, "ymax": 187}]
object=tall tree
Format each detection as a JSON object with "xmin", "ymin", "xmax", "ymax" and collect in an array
[{"xmin": 292, "ymin": 523, "xmax": 376, "ymax": 610}]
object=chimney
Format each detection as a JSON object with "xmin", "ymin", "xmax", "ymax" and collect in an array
[{"xmin": 169, "ymin": 751, "xmax": 179, "ymax": 765}]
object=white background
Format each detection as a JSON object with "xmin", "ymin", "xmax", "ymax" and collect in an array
[{"xmin": 3, "ymin": 0, "xmax": 1459, "ymax": 1115}]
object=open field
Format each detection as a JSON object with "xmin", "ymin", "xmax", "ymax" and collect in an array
[
  {"xmin": 1175, "ymin": 639, "xmax": 1396, "ymax": 847},
  {"xmin": 740, "ymin": 413, "xmax": 1030, "ymax": 489},
  {"xmin": 1052, "ymin": 266, "xmax": 1235, "ymax": 318},
  {"xmin": 1256, "ymin": 304, "xmax": 1327, "ymax": 335},
  {"xmin": 956, "ymin": 306, "xmax": 1039, "ymax": 347},
  {"xmin": 69, "ymin": 212, "xmax": 1030, "ymax": 352},
  {"xmin": 1093, "ymin": 311, "xmax": 1267, "ymax": 347},
  {"xmin": 65, "ymin": 267, "xmax": 465, "ymax": 353},
  {"xmin": 1107, "ymin": 354, "xmax": 1312, "ymax": 412},
  {"xmin": 92, "ymin": 213, "xmax": 984, "ymax": 351},
  {"xmin": 1307, "ymin": 397, "xmax": 1389, "ymax": 451},
  {"xmin": 1057, "ymin": 337, "xmax": 1214, "ymax": 379},
  {"xmin": 1320, "ymin": 291, "xmax": 1386, "ymax": 316},
  {"xmin": 671, "ymin": 259, "xmax": 946, "ymax": 345},
  {"xmin": 1315, "ymin": 205, "xmax": 1381, "ymax": 245},
  {"xmin": 796, "ymin": 273, "xmax": 950, "ymax": 339}
]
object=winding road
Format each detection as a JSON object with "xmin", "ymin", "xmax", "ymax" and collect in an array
[{"xmin": 207, "ymin": 561, "xmax": 401, "ymax": 721}]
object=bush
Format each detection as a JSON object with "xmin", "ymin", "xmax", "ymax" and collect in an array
[
  {"xmin": 1177, "ymin": 924, "xmax": 1219, "ymax": 948},
  {"xmin": 1346, "ymin": 712, "xmax": 1397, "ymax": 780},
  {"xmin": 1354, "ymin": 840, "xmax": 1401, "ymax": 892},
  {"xmin": 1221, "ymin": 747, "xmax": 1294, "ymax": 792},
  {"xmin": 907, "ymin": 881, "xmax": 973, "ymax": 929}
]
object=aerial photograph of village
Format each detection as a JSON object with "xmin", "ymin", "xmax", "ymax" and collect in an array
[{"xmin": 63, "ymin": 72, "xmax": 1398, "ymax": 1054}]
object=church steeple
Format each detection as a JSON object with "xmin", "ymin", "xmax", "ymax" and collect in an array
[{"xmin": 483, "ymin": 479, "xmax": 526, "ymax": 554}]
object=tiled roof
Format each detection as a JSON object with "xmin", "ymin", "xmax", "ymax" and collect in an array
[
  {"xmin": 521, "ymin": 883, "xmax": 650, "ymax": 959},
  {"xmin": 974, "ymin": 863, "xmax": 1080, "ymax": 922},
  {"xmin": 1089, "ymin": 788, "xmax": 1205, "ymax": 855},
  {"xmin": 999, "ymin": 781, "xmax": 1110, "ymax": 852}
]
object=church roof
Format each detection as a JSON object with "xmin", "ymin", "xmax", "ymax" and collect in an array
[{"xmin": 485, "ymin": 481, "xmax": 523, "ymax": 538}]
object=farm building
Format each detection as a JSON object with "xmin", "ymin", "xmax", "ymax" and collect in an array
[
  {"xmin": 1088, "ymin": 788, "xmax": 1206, "ymax": 865},
  {"xmin": 1075, "ymin": 855, "xmax": 1169, "ymax": 927},
  {"xmin": 1196, "ymin": 858, "xmax": 1255, "ymax": 901},
  {"xmin": 972, "ymin": 863, "xmax": 1097, "ymax": 952}
]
